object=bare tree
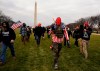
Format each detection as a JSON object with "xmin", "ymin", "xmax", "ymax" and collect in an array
[{"xmin": 0, "ymin": 10, "xmax": 14, "ymax": 26}]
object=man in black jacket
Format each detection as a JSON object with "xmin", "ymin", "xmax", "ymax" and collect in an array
[
  {"xmin": 73, "ymin": 26, "xmax": 80, "ymax": 47},
  {"xmin": 41, "ymin": 27, "xmax": 46, "ymax": 39},
  {"xmin": 26, "ymin": 26, "xmax": 31, "ymax": 41},
  {"xmin": 82, "ymin": 22, "xmax": 92, "ymax": 59},
  {"xmin": 0, "ymin": 21, "xmax": 16, "ymax": 65},
  {"xmin": 34, "ymin": 23, "xmax": 43, "ymax": 46}
]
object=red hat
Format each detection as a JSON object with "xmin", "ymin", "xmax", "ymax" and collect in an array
[
  {"xmin": 38, "ymin": 23, "xmax": 41, "ymax": 27},
  {"xmin": 56, "ymin": 17, "xmax": 61, "ymax": 26},
  {"xmin": 84, "ymin": 21, "xmax": 89, "ymax": 27}
]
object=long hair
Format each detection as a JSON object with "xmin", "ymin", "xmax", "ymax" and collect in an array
[{"xmin": 2, "ymin": 21, "xmax": 9, "ymax": 29}]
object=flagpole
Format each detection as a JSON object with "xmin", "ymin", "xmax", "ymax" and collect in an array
[{"xmin": 34, "ymin": 0, "xmax": 37, "ymax": 27}]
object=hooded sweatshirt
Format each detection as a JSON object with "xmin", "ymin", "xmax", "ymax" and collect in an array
[{"xmin": 0, "ymin": 22, "xmax": 16, "ymax": 45}]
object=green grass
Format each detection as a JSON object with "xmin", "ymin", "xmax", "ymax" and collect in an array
[{"xmin": 0, "ymin": 30, "xmax": 100, "ymax": 71}]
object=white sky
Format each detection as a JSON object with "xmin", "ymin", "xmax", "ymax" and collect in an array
[{"xmin": 0, "ymin": 0, "xmax": 100, "ymax": 26}]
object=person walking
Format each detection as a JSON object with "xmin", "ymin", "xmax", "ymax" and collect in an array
[
  {"xmin": 0, "ymin": 21, "xmax": 16, "ymax": 65},
  {"xmin": 26, "ymin": 26, "xmax": 31, "ymax": 41},
  {"xmin": 34, "ymin": 23, "xmax": 43, "ymax": 46},
  {"xmin": 82, "ymin": 22, "xmax": 92, "ymax": 59},
  {"xmin": 73, "ymin": 26, "xmax": 80, "ymax": 47},
  {"xmin": 49, "ymin": 17, "xmax": 69, "ymax": 70},
  {"xmin": 20, "ymin": 23, "xmax": 27, "ymax": 44},
  {"xmin": 64, "ymin": 26, "xmax": 72, "ymax": 48}
]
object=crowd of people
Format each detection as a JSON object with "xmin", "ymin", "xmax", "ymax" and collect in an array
[{"xmin": 0, "ymin": 17, "xmax": 92, "ymax": 70}]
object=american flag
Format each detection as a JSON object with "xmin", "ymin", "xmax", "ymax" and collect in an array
[
  {"xmin": 11, "ymin": 21, "xmax": 23, "ymax": 30},
  {"xmin": 49, "ymin": 28, "xmax": 69, "ymax": 43}
]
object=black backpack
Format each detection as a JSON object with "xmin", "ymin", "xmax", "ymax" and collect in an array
[{"xmin": 53, "ymin": 24, "xmax": 64, "ymax": 38}]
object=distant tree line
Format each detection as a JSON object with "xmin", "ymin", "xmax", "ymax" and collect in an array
[
  {"xmin": 68, "ymin": 15, "xmax": 100, "ymax": 33},
  {"xmin": 76, "ymin": 15, "xmax": 100, "ymax": 28},
  {"xmin": 0, "ymin": 10, "xmax": 14, "ymax": 27}
]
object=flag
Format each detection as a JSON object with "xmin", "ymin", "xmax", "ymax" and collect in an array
[
  {"xmin": 11, "ymin": 21, "xmax": 23, "ymax": 30},
  {"xmin": 48, "ymin": 28, "xmax": 69, "ymax": 43}
]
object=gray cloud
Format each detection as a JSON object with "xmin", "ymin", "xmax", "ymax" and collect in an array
[{"xmin": 0, "ymin": 0, "xmax": 100, "ymax": 26}]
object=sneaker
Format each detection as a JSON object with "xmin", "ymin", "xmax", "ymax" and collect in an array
[{"xmin": 54, "ymin": 64, "xmax": 58, "ymax": 70}]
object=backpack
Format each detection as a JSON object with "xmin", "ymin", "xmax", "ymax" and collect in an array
[
  {"xmin": 53, "ymin": 23, "xmax": 65, "ymax": 38},
  {"xmin": 20, "ymin": 27, "xmax": 27, "ymax": 36}
]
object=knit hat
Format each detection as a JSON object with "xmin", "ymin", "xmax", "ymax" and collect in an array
[
  {"xmin": 84, "ymin": 21, "xmax": 89, "ymax": 27},
  {"xmin": 56, "ymin": 17, "xmax": 61, "ymax": 26}
]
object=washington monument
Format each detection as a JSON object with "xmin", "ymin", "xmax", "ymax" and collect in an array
[{"xmin": 34, "ymin": 0, "xmax": 37, "ymax": 26}]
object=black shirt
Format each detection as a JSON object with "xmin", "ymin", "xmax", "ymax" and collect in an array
[{"xmin": 0, "ymin": 28, "xmax": 16, "ymax": 45}]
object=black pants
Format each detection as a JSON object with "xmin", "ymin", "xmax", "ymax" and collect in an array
[
  {"xmin": 74, "ymin": 38, "xmax": 79, "ymax": 47},
  {"xmin": 64, "ymin": 37, "xmax": 70, "ymax": 48},
  {"xmin": 27, "ymin": 34, "xmax": 30, "ymax": 41}
]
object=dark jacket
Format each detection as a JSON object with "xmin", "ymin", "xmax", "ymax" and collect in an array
[
  {"xmin": 73, "ymin": 29, "xmax": 80, "ymax": 39},
  {"xmin": 82, "ymin": 27, "xmax": 92, "ymax": 40},
  {"xmin": 27, "ymin": 27, "xmax": 31, "ymax": 35},
  {"xmin": 20, "ymin": 26, "xmax": 27, "ymax": 36},
  {"xmin": 42, "ymin": 27, "xmax": 46, "ymax": 33},
  {"xmin": 47, "ymin": 27, "xmax": 50, "ymax": 33},
  {"xmin": 34, "ymin": 26, "xmax": 43, "ymax": 37},
  {"xmin": 67, "ymin": 29, "xmax": 72, "ymax": 37},
  {"xmin": 0, "ymin": 28, "xmax": 16, "ymax": 45},
  {"xmin": 79, "ymin": 25, "xmax": 84, "ymax": 38}
]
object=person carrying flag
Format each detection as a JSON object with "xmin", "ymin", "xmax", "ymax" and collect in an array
[{"xmin": 49, "ymin": 17, "xmax": 69, "ymax": 70}]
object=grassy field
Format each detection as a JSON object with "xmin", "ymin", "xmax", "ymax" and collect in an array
[{"xmin": 0, "ymin": 30, "xmax": 100, "ymax": 71}]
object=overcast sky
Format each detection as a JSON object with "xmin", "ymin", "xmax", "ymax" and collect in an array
[{"xmin": 0, "ymin": 0, "xmax": 100, "ymax": 26}]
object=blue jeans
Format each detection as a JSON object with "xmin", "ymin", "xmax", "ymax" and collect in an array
[
  {"xmin": 35, "ymin": 35, "xmax": 41, "ymax": 45},
  {"xmin": 0, "ymin": 43, "xmax": 15, "ymax": 63}
]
